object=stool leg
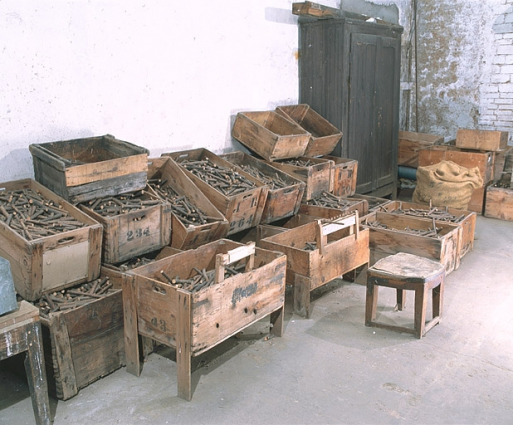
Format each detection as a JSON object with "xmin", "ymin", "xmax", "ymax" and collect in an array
[
  {"xmin": 24, "ymin": 322, "xmax": 51, "ymax": 425},
  {"xmin": 365, "ymin": 278, "xmax": 378, "ymax": 326},
  {"xmin": 433, "ymin": 278, "xmax": 444, "ymax": 319},
  {"xmin": 414, "ymin": 285, "xmax": 428, "ymax": 338},
  {"xmin": 396, "ymin": 289, "xmax": 406, "ymax": 311}
]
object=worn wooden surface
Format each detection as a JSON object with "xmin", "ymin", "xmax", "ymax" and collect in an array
[
  {"xmin": 231, "ymin": 111, "xmax": 310, "ymax": 161},
  {"xmin": 147, "ymin": 157, "xmax": 229, "ymax": 249},
  {"xmin": 456, "ymin": 129, "xmax": 508, "ymax": 152},
  {"xmin": 1, "ymin": 301, "xmax": 51, "ymax": 425},
  {"xmin": 260, "ymin": 214, "xmax": 369, "ymax": 317},
  {"xmin": 79, "ymin": 190, "xmax": 172, "ymax": 264},
  {"xmin": 40, "ymin": 289, "xmax": 125, "ymax": 400},
  {"xmin": 162, "ymin": 149, "xmax": 267, "ymax": 235},
  {"xmin": 362, "ymin": 211, "xmax": 461, "ymax": 274},
  {"xmin": 292, "ymin": 1, "xmax": 341, "ymax": 19},
  {"xmin": 29, "ymin": 134, "xmax": 149, "ymax": 204},
  {"xmin": 124, "ymin": 239, "xmax": 286, "ymax": 400},
  {"xmin": 320, "ymin": 155, "xmax": 358, "ymax": 196},
  {"xmin": 366, "ymin": 253, "xmax": 445, "ymax": 339},
  {"xmin": 0, "ymin": 179, "xmax": 102, "ymax": 301},
  {"xmin": 270, "ymin": 156, "xmax": 332, "ymax": 200},
  {"xmin": 398, "ymin": 131, "xmax": 444, "ymax": 168},
  {"xmin": 383, "ymin": 200, "xmax": 476, "ymax": 258},
  {"xmin": 485, "ymin": 185, "xmax": 513, "ymax": 221},
  {"xmin": 220, "ymin": 151, "xmax": 306, "ymax": 224},
  {"xmin": 275, "ymin": 104, "xmax": 342, "ymax": 157}
]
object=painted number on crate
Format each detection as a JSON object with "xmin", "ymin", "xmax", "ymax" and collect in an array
[
  {"xmin": 127, "ymin": 227, "xmax": 151, "ymax": 241},
  {"xmin": 151, "ymin": 317, "xmax": 167, "ymax": 332}
]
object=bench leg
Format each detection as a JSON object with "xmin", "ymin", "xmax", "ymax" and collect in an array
[
  {"xmin": 433, "ymin": 278, "xmax": 444, "ymax": 319},
  {"xmin": 414, "ymin": 285, "xmax": 428, "ymax": 338},
  {"xmin": 24, "ymin": 322, "xmax": 51, "ymax": 425},
  {"xmin": 293, "ymin": 274, "xmax": 311, "ymax": 318},
  {"xmin": 123, "ymin": 278, "xmax": 141, "ymax": 376},
  {"xmin": 270, "ymin": 305, "xmax": 284, "ymax": 337},
  {"xmin": 396, "ymin": 289, "xmax": 406, "ymax": 311},
  {"xmin": 365, "ymin": 279, "xmax": 378, "ymax": 326},
  {"xmin": 177, "ymin": 292, "xmax": 192, "ymax": 401}
]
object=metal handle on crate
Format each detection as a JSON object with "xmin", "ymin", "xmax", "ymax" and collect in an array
[{"xmin": 215, "ymin": 242, "xmax": 255, "ymax": 284}]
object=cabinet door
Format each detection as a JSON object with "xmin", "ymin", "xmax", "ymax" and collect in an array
[
  {"xmin": 348, "ymin": 32, "xmax": 400, "ymax": 195},
  {"xmin": 347, "ymin": 32, "xmax": 378, "ymax": 194}
]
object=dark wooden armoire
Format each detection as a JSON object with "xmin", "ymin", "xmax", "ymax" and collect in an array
[{"xmin": 298, "ymin": 12, "xmax": 403, "ymax": 197}]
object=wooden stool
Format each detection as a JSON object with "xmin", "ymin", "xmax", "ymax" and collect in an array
[
  {"xmin": 1, "ymin": 301, "xmax": 51, "ymax": 425},
  {"xmin": 365, "ymin": 252, "xmax": 445, "ymax": 339}
]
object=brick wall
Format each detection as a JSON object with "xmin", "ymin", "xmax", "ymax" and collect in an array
[{"xmin": 479, "ymin": 3, "xmax": 513, "ymax": 141}]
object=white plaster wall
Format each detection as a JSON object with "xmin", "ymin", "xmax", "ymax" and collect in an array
[{"xmin": 1, "ymin": 1, "xmax": 338, "ymax": 182}]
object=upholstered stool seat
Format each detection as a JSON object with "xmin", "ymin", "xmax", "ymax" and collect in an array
[{"xmin": 365, "ymin": 252, "xmax": 445, "ymax": 339}]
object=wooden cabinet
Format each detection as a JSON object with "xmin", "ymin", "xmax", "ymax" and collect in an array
[{"xmin": 298, "ymin": 15, "xmax": 403, "ymax": 197}]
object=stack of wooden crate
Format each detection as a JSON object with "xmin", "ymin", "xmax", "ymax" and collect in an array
[
  {"xmin": 418, "ymin": 129, "xmax": 511, "ymax": 214},
  {"xmin": 1, "ymin": 118, "xmax": 485, "ymax": 403},
  {"xmin": 484, "ymin": 148, "xmax": 513, "ymax": 221}
]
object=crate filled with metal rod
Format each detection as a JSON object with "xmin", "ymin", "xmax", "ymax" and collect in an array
[{"xmin": 122, "ymin": 239, "xmax": 286, "ymax": 401}]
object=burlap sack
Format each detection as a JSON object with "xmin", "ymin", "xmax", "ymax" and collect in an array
[{"xmin": 413, "ymin": 160, "xmax": 483, "ymax": 210}]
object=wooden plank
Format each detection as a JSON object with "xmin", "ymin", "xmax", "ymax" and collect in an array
[
  {"xmin": 122, "ymin": 274, "xmax": 141, "ymax": 376},
  {"xmin": 176, "ymin": 291, "xmax": 192, "ymax": 401},
  {"xmin": 485, "ymin": 186, "xmax": 513, "ymax": 221},
  {"xmin": 398, "ymin": 131, "xmax": 444, "ymax": 167},
  {"xmin": 48, "ymin": 314, "xmax": 78, "ymax": 400},
  {"xmin": 292, "ymin": 2, "xmax": 341, "ymax": 19},
  {"xmin": 0, "ymin": 301, "xmax": 37, "ymax": 330},
  {"xmin": 456, "ymin": 129, "xmax": 508, "ymax": 152}
]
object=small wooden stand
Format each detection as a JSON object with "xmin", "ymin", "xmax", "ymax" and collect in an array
[
  {"xmin": 365, "ymin": 252, "xmax": 445, "ymax": 339},
  {"xmin": 0, "ymin": 301, "xmax": 51, "ymax": 425}
]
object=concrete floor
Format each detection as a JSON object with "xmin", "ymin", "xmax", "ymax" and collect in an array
[{"xmin": 2, "ymin": 212, "xmax": 513, "ymax": 425}]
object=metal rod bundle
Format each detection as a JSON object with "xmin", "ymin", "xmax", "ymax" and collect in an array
[
  {"xmin": 37, "ymin": 277, "xmax": 115, "ymax": 317},
  {"xmin": 177, "ymin": 158, "xmax": 256, "ymax": 196},
  {"xmin": 82, "ymin": 190, "xmax": 160, "ymax": 217},
  {"xmin": 0, "ymin": 188, "xmax": 86, "ymax": 240}
]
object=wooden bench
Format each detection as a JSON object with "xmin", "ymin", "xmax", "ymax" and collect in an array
[
  {"xmin": 1, "ymin": 301, "xmax": 51, "ymax": 424},
  {"xmin": 365, "ymin": 252, "xmax": 445, "ymax": 339}
]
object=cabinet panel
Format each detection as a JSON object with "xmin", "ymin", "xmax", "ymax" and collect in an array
[{"xmin": 299, "ymin": 17, "xmax": 403, "ymax": 198}]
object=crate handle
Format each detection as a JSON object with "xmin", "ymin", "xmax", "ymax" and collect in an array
[
  {"xmin": 57, "ymin": 236, "xmax": 76, "ymax": 245},
  {"xmin": 152, "ymin": 284, "xmax": 167, "ymax": 295},
  {"xmin": 215, "ymin": 242, "xmax": 255, "ymax": 284},
  {"xmin": 315, "ymin": 211, "xmax": 360, "ymax": 255},
  {"xmin": 133, "ymin": 215, "xmax": 146, "ymax": 222}
]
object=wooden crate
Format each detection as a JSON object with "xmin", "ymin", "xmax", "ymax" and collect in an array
[
  {"xmin": 418, "ymin": 145, "xmax": 495, "ymax": 184},
  {"xmin": 78, "ymin": 188, "xmax": 172, "ymax": 264},
  {"xmin": 361, "ymin": 211, "xmax": 461, "ymax": 274},
  {"xmin": 0, "ymin": 179, "xmax": 102, "ymax": 301},
  {"xmin": 493, "ymin": 147, "xmax": 513, "ymax": 181},
  {"xmin": 456, "ymin": 129, "xmax": 508, "ymax": 152},
  {"xmin": 347, "ymin": 194, "xmax": 393, "ymax": 218},
  {"xmin": 485, "ymin": 179, "xmax": 513, "ymax": 221},
  {"xmin": 123, "ymin": 239, "xmax": 286, "ymax": 400},
  {"xmin": 299, "ymin": 197, "xmax": 368, "ymax": 219},
  {"xmin": 101, "ymin": 246, "xmax": 183, "ymax": 289},
  {"xmin": 319, "ymin": 155, "xmax": 358, "ymax": 196},
  {"xmin": 398, "ymin": 131, "xmax": 444, "ymax": 167},
  {"xmin": 269, "ymin": 156, "xmax": 333, "ymax": 200},
  {"xmin": 381, "ymin": 200, "xmax": 476, "ymax": 259},
  {"xmin": 29, "ymin": 134, "xmax": 149, "ymax": 204},
  {"xmin": 231, "ymin": 111, "xmax": 311, "ymax": 161},
  {"xmin": 147, "ymin": 157, "xmax": 229, "ymax": 249},
  {"xmin": 259, "ymin": 212, "xmax": 369, "ymax": 318},
  {"xmin": 162, "ymin": 149, "xmax": 268, "ymax": 235},
  {"xmin": 275, "ymin": 104, "xmax": 342, "ymax": 157},
  {"xmin": 220, "ymin": 151, "xmax": 306, "ymax": 224},
  {"xmin": 40, "ymin": 281, "xmax": 124, "ymax": 400}
]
